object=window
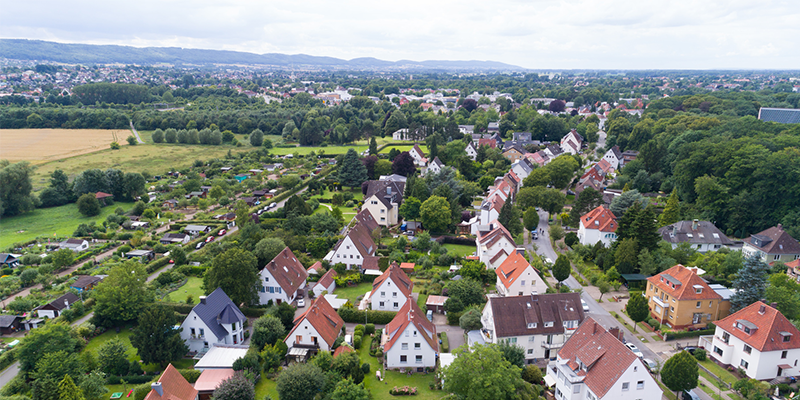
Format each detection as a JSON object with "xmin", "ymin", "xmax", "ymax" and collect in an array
[
  {"xmin": 740, "ymin": 359, "xmax": 749, "ymax": 369},
  {"xmin": 529, "ymin": 336, "xmax": 535, "ymax": 342},
  {"xmin": 714, "ymin": 346, "xmax": 723, "ymax": 356},
  {"xmin": 622, "ymin": 382, "xmax": 630, "ymax": 391},
  {"xmin": 782, "ymin": 350, "xmax": 788, "ymax": 359},
  {"xmin": 415, "ymin": 343, "xmax": 421, "ymax": 350},
  {"xmin": 392, "ymin": 292, "xmax": 397, "ymax": 297},
  {"xmin": 722, "ymin": 332, "xmax": 730, "ymax": 344},
  {"xmin": 413, "ymin": 330, "xmax": 418, "ymax": 337},
  {"xmin": 774, "ymin": 255, "xmax": 781, "ymax": 261},
  {"xmin": 401, "ymin": 343, "xmax": 408, "ymax": 350},
  {"xmin": 696, "ymin": 301, "xmax": 701, "ymax": 308},
  {"xmin": 637, "ymin": 381, "xmax": 644, "ymax": 390},
  {"xmin": 527, "ymin": 323, "xmax": 536, "ymax": 329},
  {"xmin": 573, "ymin": 384, "xmax": 581, "ymax": 394},
  {"xmin": 527, "ymin": 349, "xmax": 534, "ymax": 354},
  {"xmin": 394, "ymin": 302, "xmax": 399, "ymax": 308},
  {"xmin": 521, "ymin": 280, "xmax": 526, "ymax": 286},
  {"xmin": 544, "ymin": 322, "xmax": 553, "ymax": 328},
  {"xmin": 743, "ymin": 344, "xmax": 752, "ymax": 354},
  {"xmin": 381, "ymin": 292, "xmax": 386, "ymax": 297},
  {"xmin": 400, "ymin": 355, "xmax": 407, "ymax": 363},
  {"xmin": 190, "ymin": 328, "xmax": 196, "ymax": 335},
  {"xmin": 416, "ymin": 355, "xmax": 422, "ymax": 363},
  {"xmin": 265, "ymin": 277, "xmax": 270, "ymax": 282},
  {"xmin": 232, "ymin": 322, "xmax": 237, "ymax": 331},
  {"xmin": 379, "ymin": 302, "xmax": 385, "ymax": 307},
  {"xmin": 710, "ymin": 301, "xmax": 713, "ymax": 308},
  {"xmin": 199, "ymin": 329, "xmax": 204, "ymax": 337},
  {"xmin": 784, "ymin": 335, "xmax": 792, "ymax": 342},
  {"xmin": 296, "ymin": 335, "xmax": 302, "ymax": 343}
]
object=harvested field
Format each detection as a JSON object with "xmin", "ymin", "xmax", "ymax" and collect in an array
[{"xmin": 0, "ymin": 129, "xmax": 131, "ymax": 163}]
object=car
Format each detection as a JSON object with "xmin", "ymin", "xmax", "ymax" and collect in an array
[
  {"xmin": 195, "ymin": 241, "xmax": 205, "ymax": 250},
  {"xmin": 269, "ymin": 202, "xmax": 277, "ymax": 209},
  {"xmin": 531, "ymin": 232, "xmax": 538, "ymax": 240},
  {"xmin": 566, "ymin": 190, "xmax": 575, "ymax": 196},
  {"xmin": 257, "ymin": 209, "xmax": 263, "ymax": 215},
  {"xmin": 581, "ymin": 299, "xmax": 589, "ymax": 312},
  {"xmin": 681, "ymin": 346, "xmax": 699, "ymax": 354},
  {"xmin": 205, "ymin": 236, "xmax": 215, "ymax": 243},
  {"xmin": 297, "ymin": 298, "xmax": 305, "ymax": 307},
  {"xmin": 681, "ymin": 389, "xmax": 701, "ymax": 400},
  {"xmin": 642, "ymin": 358, "xmax": 658, "ymax": 372},
  {"xmin": 168, "ymin": 259, "xmax": 175, "ymax": 264},
  {"xmin": 218, "ymin": 229, "xmax": 227, "ymax": 236},
  {"xmin": 625, "ymin": 342, "xmax": 644, "ymax": 358},
  {"xmin": 545, "ymin": 257, "xmax": 553, "ymax": 265}
]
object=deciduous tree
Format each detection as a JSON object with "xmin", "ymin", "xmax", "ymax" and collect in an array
[
  {"xmin": 249, "ymin": 315, "xmax": 286, "ymax": 351},
  {"xmin": 553, "ymin": 255, "xmax": 571, "ymax": 287},
  {"xmin": 443, "ymin": 344, "xmax": 533, "ymax": 400},
  {"xmin": 626, "ymin": 291, "xmax": 649, "ymax": 332},
  {"xmin": 661, "ymin": 351, "xmax": 698, "ymax": 399},
  {"xmin": 130, "ymin": 305, "xmax": 186, "ymax": 366},
  {"xmin": 77, "ymin": 193, "xmax": 101, "ymax": 216},
  {"xmin": 92, "ymin": 262, "xmax": 152, "ymax": 327},
  {"xmin": 204, "ymin": 248, "xmax": 259, "ymax": 306},
  {"xmin": 419, "ymin": 195, "xmax": 451, "ymax": 233},
  {"xmin": 276, "ymin": 363, "xmax": 326, "ymax": 400},
  {"xmin": 212, "ymin": 372, "xmax": 255, "ymax": 400}
]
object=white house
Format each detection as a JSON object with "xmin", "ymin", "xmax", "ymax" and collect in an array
[
  {"xmin": 368, "ymin": 263, "xmax": 414, "ymax": 311},
  {"xmin": 481, "ymin": 293, "xmax": 584, "ymax": 362},
  {"xmin": 699, "ymin": 301, "xmax": 800, "ymax": 380},
  {"xmin": 602, "ymin": 146, "xmax": 623, "ymax": 171},
  {"xmin": 361, "ymin": 180, "xmax": 405, "ymax": 227},
  {"xmin": 510, "ymin": 158, "xmax": 535, "ymax": 183},
  {"xmin": 382, "ymin": 297, "xmax": 438, "ymax": 370},
  {"xmin": 548, "ymin": 318, "xmax": 661, "ymax": 400},
  {"xmin": 476, "ymin": 221, "xmax": 517, "ymax": 269},
  {"xmin": 184, "ymin": 225, "xmax": 211, "ymax": 236},
  {"xmin": 742, "ymin": 225, "xmax": 800, "ymax": 264},
  {"xmin": 495, "ymin": 251, "xmax": 547, "ymax": 296},
  {"xmin": 312, "ymin": 269, "xmax": 337, "ymax": 298},
  {"xmin": 658, "ymin": 220, "xmax": 734, "ymax": 253},
  {"xmin": 392, "ymin": 128, "xmax": 410, "ymax": 141},
  {"xmin": 180, "ymin": 288, "xmax": 247, "ymax": 353},
  {"xmin": 426, "ymin": 156, "xmax": 445, "ymax": 176},
  {"xmin": 577, "ymin": 206, "xmax": 618, "ymax": 247},
  {"xmin": 285, "ymin": 296, "xmax": 344, "ymax": 354},
  {"xmin": 58, "ymin": 238, "xmax": 89, "ymax": 252},
  {"xmin": 409, "ymin": 144, "xmax": 428, "ymax": 167},
  {"xmin": 35, "ymin": 293, "xmax": 79, "ymax": 319},
  {"xmin": 560, "ymin": 129, "xmax": 583, "ymax": 155},
  {"xmin": 325, "ymin": 220, "xmax": 376, "ymax": 270},
  {"xmin": 258, "ymin": 247, "xmax": 308, "ymax": 306},
  {"xmin": 465, "ymin": 142, "xmax": 478, "ymax": 161}
]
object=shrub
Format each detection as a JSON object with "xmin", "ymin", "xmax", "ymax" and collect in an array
[
  {"xmin": 389, "ymin": 386, "xmax": 418, "ymax": 396},
  {"xmin": 361, "ymin": 362, "xmax": 370, "ymax": 374},
  {"xmin": 353, "ymin": 335, "xmax": 362, "ymax": 349},
  {"xmin": 693, "ymin": 349, "xmax": 707, "ymax": 361},
  {"xmin": 365, "ymin": 324, "xmax": 375, "ymax": 335}
]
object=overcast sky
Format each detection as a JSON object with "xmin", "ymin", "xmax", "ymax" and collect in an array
[{"xmin": 2, "ymin": 0, "xmax": 798, "ymax": 69}]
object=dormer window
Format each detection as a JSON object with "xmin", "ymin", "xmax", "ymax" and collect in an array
[
  {"xmin": 527, "ymin": 323, "xmax": 536, "ymax": 329},
  {"xmin": 780, "ymin": 332, "xmax": 793, "ymax": 342},
  {"xmin": 544, "ymin": 322, "xmax": 553, "ymax": 328}
]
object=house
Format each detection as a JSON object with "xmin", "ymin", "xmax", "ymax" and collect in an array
[
  {"xmin": 0, "ymin": 315, "xmax": 22, "ymax": 335},
  {"xmin": 179, "ymin": 288, "xmax": 247, "ymax": 352},
  {"xmin": 362, "ymin": 179, "xmax": 405, "ymax": 227},
  {"xmin": 758, "ymin": 107, "xmax": 800, "ymax": 124},
  {"xmin": 58, "ymin": 238, "xmax": 89, "ymax": 252},
  {"xmin": 0, "ymin": 253, "xmax": 20, "ymax": 268},
  {"xmin": 162, "ymin": 199, "xmax": 179, "ymax": 210},
  {"xmin": 312, "ymin": 268, "xmax": 337, "ymax": 298},
  {"xmin": 409, "ymin": 144, "xmax": 428, "ymax": 167},
  {"xmin": 510, "ymin": 158, "xmax": 535, "ymax": 182},
  {"xmin": 502, "ymin": 145, "xmax": 527, "ymax": 163},
  {"xmin": 560, "ymin": 129, "xmax": 583, "ymax": 155},
  {"xmin": 285, "ymin": 297, "xmax": 345, "ymax": 358},
  {"xmin": 193, "ymin": 345, "xmax": 249, "ymax": 370},
  {"xmin": 325, "ymin": 221, "xmax": 376, "ymax": 271},
  {"xmin": 185, "ymin": 191, "xmax": 205, "ymax": 199},
  {"xmin": 379, "ymin": 174, "xmax": 407, "ymax": 183},
  {"xmin": 426, "ymin": 156, "xmax": 445, "ymax": 176},
  {"xmin": 577, "ymin": 206, "xmax": 618, "ymax": 247},
  {"xmin": 544, "ymin": 144, "xmax": 563, "ymax": 159},
  {"xmin": 476, "ymin": 221, "xmax": 517, "ymax": 269},
  {"xmin": 392, "ymin": 128, "xmax": 410, "ymax": 141},
  {"xmin": 143, "ymin": 364, "xmax": 198, "ymax": 400},
  {"xmin": 602, "ymin": 146, "xmax": 623, "ymax": 170},
  {"xmin": 35, "ymin": 292, "xmax": 80, "ymax": 319},
  {"xmin": 620, "ymin": 150, "xmax": 638, "ymax": 167},
  {"xmin": 459, "ymin": 125, "xmax": 475, "ymax": 135},
  {"xmin": 95, "ymin": 191, "xmax": 113, "ymax": 206},
  {"xmin": 426, "ymin": 295, "xmax": 448, "ymax": 314},
  {"xmin": 513, "ymin": 132, "xmax": 532, "ymax": 142},
  {"xmin": 130, "ymin": 221, "xmax": 150, "ymax": 229},
  {"xmin": 368, "ymin": 263, "xmax": 414, "ymax": 311},
  {"xmin": 160, "ymin": 233, "xmax": 191, "ymax": 245},
  {"xmin": 548, "ymin": 318, "xmax": 661, "ymax": 400},
  {"xmin": 495, "ymin": 251, "xmax": 547, "ymax": 296},
  {"xmin": 742, "ymin": 224, "xmax": 800, "ymax": 264},
  {"xmin": 528, "ymin": 151, "xmax": 550, "ymax": 167},
  {"xmin": 699, "ymin": 300, "xmax": 800, "ymax": 380},
  {"xmin": 481, "ymin": 293, "xmax": 585, "ymax": 362},
  {"xmin": 126, "ymin": 249, "xmax": 155, "ymax": 261},
  {"xmin": 785, "ymin": 259, "xmax": 800, "ymax": 282},
  {"xmin": 258, "ymin": 247, "xmax": 308, "ymax": 306},
  {"xmin": 382, "ymin": 297, "xmax": 438, "ymax": 370},
  {"xmin": 194, "ymin": 369, "xmax": 235, "ymax": 400},
  {"xmin": 477, "ymin": 138, "xmax": 497, "ymax": 149},
  {"xmin": 70, "ymin": 275, "xmax": 103, "ymax": 292},
  {"xmin": 645, "ymin": 264, "xmax": 731, "ymax": 330},
  {"xmin": 307, "ymin": 261, "xmax": 323, "ymax": 276},
  {"xmin": 185, "ymin": 225, "xmax": 211, "ymax": 236},
  {"xmin": 465, "ymin": 142, "xmax": 478, "ymax": 161},
  {"xmin": 21, "ymin": 318, "xmax": 44, "ymax": 331},
  {"xmin": 252, "ymin": 189, "xmax": 268, "ymax": 198},
  {"xmin": 658, "ymin": 220, "xmax": 734, "ymax": 253}
]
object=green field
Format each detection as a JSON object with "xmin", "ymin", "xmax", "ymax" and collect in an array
[
  {"xmin": 163, "ymin": 276, "xmax": 205, "ymax": 304},
  {"xmin": 334, "ymin": 282, "xmax": 373, "ymax": 305},
  {"xmin": 0, "ymin": 201, "xmax": 134, "ymax": 249},
  {"xmin": 442, "ymin": 244, "xmax": 476, "ymax": 258}
]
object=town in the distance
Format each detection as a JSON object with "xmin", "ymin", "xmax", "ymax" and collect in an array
[{"xmin": 1, "ymin": 55, "xmax": 800, "ymax": 400}]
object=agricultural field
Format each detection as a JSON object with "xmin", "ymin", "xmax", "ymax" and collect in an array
[{"xmin": 0, "ymin": 129, "xmax": 132, "ymax": 163}]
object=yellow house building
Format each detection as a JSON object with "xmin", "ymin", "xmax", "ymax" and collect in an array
[{"xmin": 644, "ymin": 264, "xmax": 731, "ymax": 330}]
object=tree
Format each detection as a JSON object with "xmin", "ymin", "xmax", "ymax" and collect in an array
[
  {"xmin": 338, "ymin": 149, "xmax": 368, "ymax": 188},
  {"xmin": 459, "ymin": 308, "xmax": 483, "ymax": 331},
  {"xmin": 730, "ymin": 254, "xmax": 768, "ymax": 313},
  {"xmin": 496, "ymin": 341, "xmax": 525, "ymax": 368},
  {"xmin": 443, "ymin": 344, "xmax": 533, "ymax": 400},
  {"xmin": 362, "ymin": 155, "xmax": 378, "ymax": 180},
  {"xmin": 523, "ymin": 207, "xmax": 540, "ymax": 232},
  {"xmin": 254, "ymin": 237, "xmax": 286, "ymax": 266},
  {"xmin": 391, "ymin": 151, "xmax": 417, "ymax": 177},
  {"xmin": 276, "ymin": 363, "xmax": 326, "ymax": 400},
  {"xmin": 58, "ymin": 375, "xmax": 85, "ymax": 400},
  {"xmin": 661, "ymin": 351, "xmax": 699, "ymax": 399},
  {"xmin": 399, "ymin": 196, "xmax": 421, "ymax": 221},
  {"xmin": 98, "ymin": 338, "xmax": 129, "ymax": 376},
  {"xmin": 80, "ymin": 370, "xmax": 107, "ymax": 400},
  {"xmin": 212, "ymin": 372, "xmax": 255, "ymax": 400},
  {"xmin": 368, "ymin": 136, "xmax": 378, "ymax": 156},
  {"xmin": 569, "ymin": 188, "xmax": 604, "ymax": 227},
  {"xmin": 77, "ymin": 193, "xmax": 101, "ymax": 216},
  {"xmin": 552, "ymin": 254, "xmax": 571, "ymax": 287},
  {"xmin": 250, "ymin": 315, "xmax": 286, "ymax": 351},
  {"xmin": 285, "ymin": 195, "xmax": 311, "ymax": 216},
  {"xmin": 610, "ymin": 189, "xmax": 647, "ymax": 217},
  {"xmin": 447, "ymin": 278, "xmax": 485, "ymax": 311},
  {"xmin": 0, "ymin": 161, "xmax": 36, "ymax": 217},
  {"xmin": 659, "ymin": 189, "xmax": 681, "ymax": 226},
  {"xmin": 129, "ymin": 304, "xmax": 186, "ymax": 366},
  {"xmin": 249, "ymin": 128, "xmax": 264, "ymax": 147},
  {"xmin": 419, "ymin": 196, "xmax": 451, "ymax": 233},
  {"xmin": 497, "ymin": 200, "xmax": 522, "ymax": 236},
  {"xmin": 170, "ymin": 246, "xmax": 187, "ymax": 266},
  {"xmin": 522, "ymin": 365, "xmax": 543, "ymax": 385},
  {"xmin": 92, "ymin": 262, "xmax": 152, "ymax": 327},
  {"xmin": 33, "ymin": 350, "xmax": 85, "ymax": 385},
  {"xmin": 152, "ymin": 129, "xmax": 164, "ymax": 143},
  {"xmin": 51, "ymin": 248, "xmax": 75, "ymax": 269},
  {"xmin": 332, "ymin": 350, "xmax": 364, "ymax": 383},
  {"xmin": 626, "ymin": 292, "xmax": 649, "ymax": 332},
  {"xmin": 204, "ymin": 249, "xmax": 259, "ymax": 306},
  {"xmin": 331, "ymin": 378, "xmax": 370, "ymax": 400},
  {"xmin": 614, "ymin": 238, "xmax": 639, "ymax": 274},
  {"xmin": 209, "ymin": 185, "xmax": 225, "ymax": 200},
  {"xmin": 597, "ymin": 279, "xmax": 611, "ymax": 301},
  {"xmin": 632, "ymin": 205, "xmax": 660, "ymax": 252},
  {"xmin": 18, "ymin": 323, "xmax": 82, "ymax": 373}
]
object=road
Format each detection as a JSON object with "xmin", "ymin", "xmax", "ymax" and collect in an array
[{"xmin": 129, "ymin": 120, "xmax": 145, "ymax": 144}]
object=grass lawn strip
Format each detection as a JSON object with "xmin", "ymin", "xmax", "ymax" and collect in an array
[
  {"xmin": 359, "ymin": 336, "xmax": 440, "ymax": 400},
  {"xmin": 164, "ymin": 276, "xmax": 205, "ymax": 304},
  {"xmin": 442, "ymin": 244, "xmax": 475, "ymax": 258},
  {"xmin": 334, "ymin": 282, "xmax": 373, "ymax": 305}
]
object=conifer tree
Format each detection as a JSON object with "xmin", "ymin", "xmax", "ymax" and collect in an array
[
  {"xmin": 730, "ymin": 254, "xmax": 768, "ymax": 313},
  {"xmin": 659, "ymin": 189, "xmax": 680, "ymax": 226},
  {"xmin": 632, "ymin": 205, "xmax": 660, "ymax": 252},
  {"xmin": 369, "ymin": 136, "xmax": 378, "ymax": 156},
  {"xmin": 337, "ymin": 149, "xmax": 368, "ymax": 188}
]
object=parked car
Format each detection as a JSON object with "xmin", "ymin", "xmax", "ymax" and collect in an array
[
  {"xmin": 682, "ymin": 389, "xmax": 701, "ymax": 400},
  {"xmin": 682, "ymin": 346, "xmax": 699, "ymax": 354},
  {"xmin": 218, "ymin": 229, "xmax": 227, "ymax": 236},
  {"xmin": 625, "ymin": 342, "xmax": 644, "ymax": 358},
  {"xmin": 195, "ymin": 241, "xmax": 205, "ymax": 250},
  {"xmin": 581, "ymin": 299, "xmax": 589, "ymax": 312},
  {"xmin": 642, "ymin": 358, "xmax": 657, "ymax": 372},
  {"xmin": 297, "ymin": 298, "xmax": 305, "ymax": 307},
  {"xmin": 205, "ymin": 236, "xmax": 215, "ymax": 243},
  {"xmin": 269, "ymin": 202, "xmax": 277, "ymax": 209}
]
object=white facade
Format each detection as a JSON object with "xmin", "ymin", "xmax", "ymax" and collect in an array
[
  {"xmin": 602, "ymin": 148, "xmax": 621, "ymax": 170},
  {"xmin": 362, "ymin": 194, "xmax": 398, "ymax": 226},
  {"xmin": 312, "ymin": 279, "xmax": 335, "ymax": 298},
  {"xmin": 466, "ymin": 143, "xmax": 478, "ymax": 161},
  {"xmin": 328, "ymin": 235, "xmax": 366, "ymax": 270},
  {"xmin": 392, "ymin": 129, "xmax": 410, "ymax": 141},
  {"xmin": 742, "ymin": 242, "xmax": 800, "ymax": 264},
  {"xmin": 560, "ymin": 131, "xmax": 583, "ymax": 155},
  {"xmin": 577, "ymin": 221, "xmax": 616, "ymax": 247},
  {"xmin": 409, "ymin": 147, "xmax": 427, "ymax": 167},
  {"xmin": 257, "ymin": 268, "xmax": 306, "ymax": 305},
  {"xmin": 703, "ymin": 327, "xmax": 800, "ymax": 380},
  {"xmin": 371, "ymin": 278, "xmax": 409, "ymax": 311},
  {"xmin": 511, "ymin": 161, "xmax": 531, "ymax": 182},
  {"xmin": 426, "ymin": 161, "xmax": 442, "ymax": 176},
  {"xmin": 180, "ymin": 310, "xmax": 245, "ymax": 353},
  {"xmin": 384, "ymin": 322, "xmax": 437, "ymax": 369},
  {"xmin": 496, "ymin": 265, "xmax": 547, "ymax": 297},
  {"xmin": 549, "ymin": 357, "xmax": 659, "ymax": 400},
  {"xmin": 284, "ymin": 318, "xmax": 331, "ymax": 351},
  {"xmin": 477, "ymin": 236, "xmax": 516, "ymax": 269},
  {"xmin": 59, "ymin": 239, "xmax": 89, "ymax": 252},
  {"xmin": 480, "ymin": 303, "xmax": 570, "ymax": 361}
]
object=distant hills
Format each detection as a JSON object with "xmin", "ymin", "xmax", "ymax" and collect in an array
[{"xmin": 0, "ymin": 39, "xmax": 525, "ymax": 71}]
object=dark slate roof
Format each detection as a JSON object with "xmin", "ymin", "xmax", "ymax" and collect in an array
[
  {"xmin": 0, "ymin": 315, "xmax": 21, "ymax": 328},
  {"xmin": 365, "ymin": 180, "xmax": 405, "ymax": 210},
  {"xmin": 487, "ymin": 292, "xmax": 584, "ymax": 338},
  {"xmin": 0, "ymin": 254, "xmax": 18, "ymax": 263},
  {"xmin": 70, "ymin": 275, "xmax": 103, "ymax": 289},
  {"xmin": 758, "ymin": 107, "xmax": 800, "ymax": 124},
  {"xmin": 191, "ymin": 288, "xmax": 247, "ymax": 340},
  {"xmin": 745, "ymin": 225, "xmax": 800, "ymax": 254},
  {"xmin": 40, "ymin": 293, "xmax": 80, "ymax": 311},
  {"xmin": 658, "ymin": 220, "xmax": 734, "ymax": 246}
]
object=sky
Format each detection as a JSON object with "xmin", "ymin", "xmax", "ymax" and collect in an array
[{"xmin": 1, "ymin": 0, "xmax": 799, "ymax": 70}]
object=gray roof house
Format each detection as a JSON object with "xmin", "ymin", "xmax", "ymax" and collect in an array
[
  {"xmin": 658, "ymin": 220, "xmax": 734, "ymax": 253},
  {"xmin": 179, "ymin": 288, "xmax": 248, "ymax": 353},
  {"xmin": 758, "ymin": 107, "xmax": 800, "ymax": 124}
]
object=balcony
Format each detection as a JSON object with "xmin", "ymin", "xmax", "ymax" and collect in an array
[
  {"xmin": 189, "ymin": 334, "xmax": 205, "ymax": 341},
  {"xmin": 651, "ymin": 296, "xmax": 667, "ymax": 308},
  {"xmin": 541, "ymin": 341, "xmax": 563, "ymax": 350}
]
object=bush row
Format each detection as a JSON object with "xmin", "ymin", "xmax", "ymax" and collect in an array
[
  {"xmin": 663, "ymin": 323, "xmax": 717, "ymax": 341},
  {"xmin": 338, "ymin": 306, "xmax": 397, "ymax": 325}
]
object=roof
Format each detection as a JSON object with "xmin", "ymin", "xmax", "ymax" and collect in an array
[
  {"xmin": 487, "ymin": 292, "xmax": 584, "ymax": 338},
  {"xmin": 144, "ymin": 364, "xmax": 198, "ymax": 400},
  {"xmin": 307, "ymin": 261, "xmax": 323, "ymax": 274},
  {"xmin": 0, "ymin": 253, "xmax": 18, "ymax": 263},
  {"xmin": 353, "ymin": 209, "xmax": 380, "ymax": 232},
  {"xmin": 194, "ymin": 369, "xmax": 235, "ymax": 392},
  {"xmin": 557, "ymin": 318, "xmax": 638, "ymax": 398},
  {"xmin": 338, "ymin": 221, "xmax": 376, "ymax": 258},
  {"xmin": 399, "ymin": 262, "xmax": 415, "ymax": 271},
  {"xmin": 716, "ymin": 301, "xmax": 800, "ymax": 352},
  {"xmin": 194, "ymin": 346, "xmax": 249, "ymax": 369},
  {"xmin": 744, "ymin": 225, "xmax": 800, "ymax": 255},
  {"xmin": 190, "ymin": 288, "xmax": 246, "ymax": 340},
  {"xmin": 608, "ymin": 145, "xmax": 622, "ymax": 160},
  {"xmin": 659, "ymin": 220, "xmax": 734, "ymax": 246},
  {"xmin": 384, "ymin": 297, "xmax": 438, "ymax": 352},
  {"xmin": 262, "ymin": 247, "xmax": 308, "ymax": 296},
  {"xmin": 758, "ymin": 107, "xmax": 800, "ymax": 124},
  {"xmin": 70, "ymin": 275, "xmax": 103, "ymax": 289},
  {"xmin": 430, "ymin": 156, "xmax": 444, "ymax": 169},
  {"xmin": 95, "ymin": 192, "xmax": 113, "ymax": 199},
  {"xmin": 38, "ymin": 292, "xmax": 80, "ymax": 311},
  {"xmin": 162, "ymin": 233, "xmax": 189, "ymax": 240},
  {"xmin": 372, "ymin": 263, "xmax": 413, "ymax": 297},
  {"xmin": 62, "ymin": 238, "xmax": 86, "ymax": 246},
  {"xmin": 496, "ymin": 251, "xmax": 535, "ymax": 289},
  {"xmin": 426, "ymin": 295, "xmax": 448, "ymax": 306},
  {"xmin": 411, "ymin": 144, "xmax": 425, "ymax": 158},
  {"xmin": 646, "ymin": 264, "xmax": 722, "ymax": 301},
  {"xmin": 477, "ymin": 221, "xmax": 515, "ymax": 249},
  {"xmin": 0, "ymin": 315, "xmax": 22, "ymax": 328},
  {"xmin": 362, "ymin": 255, "xmax": 381, "ymax": 272},
  {"xmin": 579, "ymin": 206, "xmax": 617, "ymax": 233},
  {"xmin": 333, "ymin": 345, "xmax": 354, "ymax": 357},
  {"xmin": 317, "ymin": 268, "xmax": 337, "ymax": 289},
  {"xmin": 287, "ymin": 297, "xmax": 344, "ymax": 348},
  {"xmin": 364, "ymin": 180, "xmax": 405, "ymax": 210}
]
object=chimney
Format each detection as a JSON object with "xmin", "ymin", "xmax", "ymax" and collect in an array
[
  {"xmin": 771, "ymin": 302, "xmax": 778, "ymax": 309},
  {"xmin": 64, "ymin": 299, "xmax": 71, "ymax": 310},
  {"xmin": 778, "ymin": 223, "xmax": 783, "ymax": 231},
  {"xmin": 387, "ymin": 186, "xmax": 391, "ymax": 195},
  {"xmin": 759, "ymin": 304, "xmax": 766, "ymax": 314},
  {"xmin": 672, "ymin": 224, "xmax": 677, "ymax": 237},
  {"xmin": 151, "ymin": 382, "xmax": 163, "ymax": 396},
  {"xmin": 199, "ymin": 296, "xmax": 207, "ymax": 305},
  {"xmin": 692, "ymin": 219, "xmax": 699, "ymax": 230},
  {"xmin": 608, "ymin": 327, "xmax": 623, "ymax": 342}
]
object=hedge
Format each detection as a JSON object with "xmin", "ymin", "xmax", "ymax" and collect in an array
[
  {"xmin": 179, "ymin": 369, "xmax": 202, "ymax": 383},
  {"xmin": 241, "ymin": 307, "xmax": 268, "ymax": 318},
  {"xmin": 337, "ymin": 306, "xmax": 397, "ymax": 325},
  {"xmin": 107, "ymin": 374, "xmax": 157, "ymax": 385},
  {"xmin": 146, "ymin": 256, "xmax": 171, "ymax": 274},
  {"xmin": 447, "ymin": 311, "xmax": 463, "ymax": 326},
  {"xmin": 265, "ymin": 165, "xmax": 335, "ymax": 208},
  {"xmin": 441, "ymin": 236, "xmax": 475, "ymax": 246},
  {"xmin": 438, "ymin": 333, "xmax": 449, "ymax": 353},
  {"xmin": 0, "ymin": 349, "xmax": 16, "ymax": 372},
  {"xmin": 663, "ymin": 323, "xmax": 716, "ymax": 341},
  {"xmin": 164, "ymin": 302, "xmax": 195, "ymax": 314}
]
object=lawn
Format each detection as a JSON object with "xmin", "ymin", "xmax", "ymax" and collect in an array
[
  {"xmin": 254, "ymin": 377, "xmax": 280, "ymax": 399},
  {"xmin": 698, "ymin": 359, "xmax": 739, "ymax": 386},
  {"xmin": 359, "ymin": 336, "xmax": 441, "ymax": 400},
  {"xmin": 84, "ymin": 328, "xmax": 196, "ymax": 373},
  {"xmin": 163, "ymin": 276, "xmax": 205, "ymax": 304},
  {"xmin": 268, "ymin": 145, "xmax": 369, "ymax": 156},
  {"xmin": 334, "ymin": 282, "xmax": 373, "ymax": 305},
  {"xmin": 442, "ymin": 244, "xmax": 475, "ymax": 258},
  {"xmin": 0, "ymin": 201, "xmax": 135, "ymax": 249},
  {"xmin": 378, "ymin": 144, "xmax": 429, "ymax": 154}
]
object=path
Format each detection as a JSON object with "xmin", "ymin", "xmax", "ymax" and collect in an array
[{"xmin": 129, "ymin": 120, "xmax": 145, "ymax": 144}]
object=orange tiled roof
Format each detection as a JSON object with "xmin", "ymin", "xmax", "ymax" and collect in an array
[
  {"xmin": 716, "ymin": 301, "xmax": 800, "ymax": 352},
  {"xmin": 287, "ymin": 297, "xmax": 344, "ymax": 348},
  {"xmin": 646, "ymin": 264, "xmax": 721, "ymax": 301},
  {"xmin": 495, "ymin": 251, "xmax": 533, "ymax": 288},
  {"xmin": 144, "ymin": 364, "xmax": 198, "ymax": 400},
  {"xmin": 579, "ymin": 206, "xmax": 617, "ymax": 233},
  {"xmin": 384, "ymin": 297, "xmax": 438, "ymax": 353},
  {"xmin": 372, "ymin": 263, "xmax": 413, "ymax": 297}
]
